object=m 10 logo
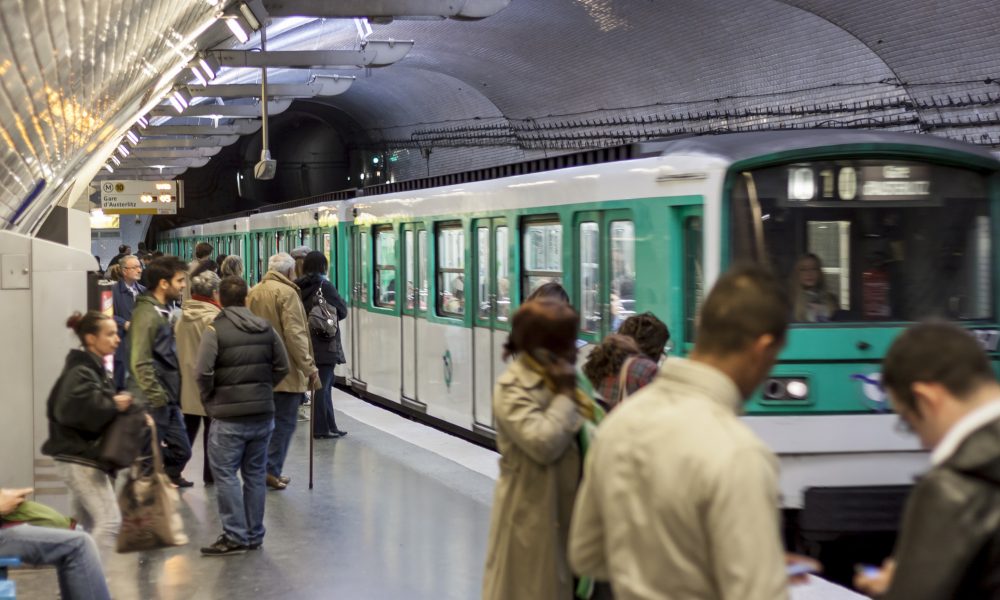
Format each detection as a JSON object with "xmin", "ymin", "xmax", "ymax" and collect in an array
[{"xmin": 971, "ymin": 329, "xmax": 1000, "ymax": 352}]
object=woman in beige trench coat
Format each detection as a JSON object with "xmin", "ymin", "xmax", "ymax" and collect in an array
[{"xmin": 483, "ymin": 299, "xmax": 591, "ymax": 600}]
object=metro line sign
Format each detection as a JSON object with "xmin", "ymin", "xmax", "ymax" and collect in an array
[{"xmin": 100, "ymin": 180, "xmax": 183, "ymax": 215}]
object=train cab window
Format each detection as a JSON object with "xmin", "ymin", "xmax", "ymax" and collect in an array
[
  {"xmin": 374, "ymin": 227, "xmax": 397, "ymax": 308},
  {"xmin": 418, "ymin": 230, "xmax": 429, "ymax": 312},
  {"xmin": 610, "ymin": 220, "xmax": 636, "ymax": 331},
  {"xmin": 522, "ymin": 221, "xmax": 562, "ymax": 298},
  {"xmin": 579, "ymin": 222, "xmax": 600, "ymax": 333},
  {"xmin": 732, "ymin": 160, "xmax": 993, "ymax": 323},
  {"xmin": 684, "ymin": 216, "xmax": 704, "ymax": 343},
  {"xmin": 477, "ymin": 227, "xmax": 491, "ymax": 320},
  {"xmin": 359, "ymin": 230, "xmax": 370, "ymax": 305},
  {"xmin": 404, "ymin": 230, "xmax": 415, "ymax": 311},
  {"xmin": 437, "ymin": 225, "xmax": 465, "ymax": 317}
]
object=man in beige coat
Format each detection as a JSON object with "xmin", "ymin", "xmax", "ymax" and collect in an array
[
  {"xmin": 569, "ymin": 263, "xmax": 809, "ymax": 600},
  {"xmin": 247, "ymin": 252, "xmax": 318, "ymax": 490},
  {"xmin": 176, "ymin": 269, "xmax": 222, "ymax": 486}
]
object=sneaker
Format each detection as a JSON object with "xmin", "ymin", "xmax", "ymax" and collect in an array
[
  {"xmin": 201, "ymin": 535, "xmax": 248, "ymax": 556},
  {"xmin": 297, "ymin": 405, "xmax": 311, "ymax": 421},
  {"xmin": 170, "ymin": 476, "xmax": 195, "ymax": 488}
]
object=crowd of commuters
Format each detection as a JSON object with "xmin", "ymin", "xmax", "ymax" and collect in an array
[{"xmin": 11, "ymin": 241, "xmax": 1000, "ymax": 598}]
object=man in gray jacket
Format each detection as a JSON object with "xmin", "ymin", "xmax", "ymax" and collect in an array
[{"xmin": 196, "ymin": 276, "xmax": 289, "ymax": 556}]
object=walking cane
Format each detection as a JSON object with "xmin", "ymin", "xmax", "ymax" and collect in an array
[{"xmin": 309, "ymin": 389, "xmax": 315, "ymax": 490}]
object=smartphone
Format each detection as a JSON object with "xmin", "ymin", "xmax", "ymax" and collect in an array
[
  {"xmin": 856, "ymin": 564, "xmax": 881, "ymax": 578},
  {"xmin": 786, "ymin": 563, "xmax": 818, "ymax": 577}
]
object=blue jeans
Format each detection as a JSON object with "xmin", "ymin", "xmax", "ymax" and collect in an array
[
  {"xmin": 0, "ymin": 524, "xmax": 110, "ymax": 600},
  {"xmin": 267, "ymin": 392, "xmax": 301, "ymax": 477},
  {"xmin": 150, "ymin": 404, "xmax": 193, "ymax": 479},
  {"xmin": 208, "ymin": 419, "xmax": 274, "ymax": 546},
  {"xmin": 313, "ymin": 366, "xmax": 340, "ymax": 436}
]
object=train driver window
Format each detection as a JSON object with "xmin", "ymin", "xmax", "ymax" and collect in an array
[
  {"xmin": 732, "ymin": 161, "xmax": 993, "ymax": 323},
  {"xmin": 522, "ymin": 220, "xmax": 563, "ymax": 299},
  {"xmin": 418, "ymin": 230, "xmax": 428, "ymax": 312},
  {"xmin": 610, "ymin": 220, "xmax": 636, "ymax": 331},
  {"xmin": 437, "ymin": 225, "xmax": 465, "ymax": 317},
  {"xmin": 374, "ymin": 226, "xmax": 397, "ymax": 308}
]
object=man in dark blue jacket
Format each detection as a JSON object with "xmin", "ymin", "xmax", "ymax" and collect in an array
[
  {"xmin": 196, "ymin": 276, "xmax": 289, "ymax": 556},
  {"xmin": 112, "ymin": 254, "xmax": 145, "ymax": 390}
]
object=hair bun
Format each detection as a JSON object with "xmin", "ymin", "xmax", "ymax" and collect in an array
[{"xmin": 65, "ymin": 311, "xmax": 84, "ymax": 331}]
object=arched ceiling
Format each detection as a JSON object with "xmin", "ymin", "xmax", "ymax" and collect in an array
[{"xmin": 1, "ymin": 0, "xmax": 998, "ymax": 231}]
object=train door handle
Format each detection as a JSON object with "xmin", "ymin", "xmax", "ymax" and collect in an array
[{"xmin": 857, "ymin": 341, "xmax": 871, "ymax": 351}]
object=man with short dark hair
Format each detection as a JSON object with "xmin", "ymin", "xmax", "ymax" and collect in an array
[
  {"xmin": 128, "ymin": 256, "xmax": 193, "ymax": 487},
  {"xmin": 112, "ymin": 255, "xmax": 145, "ymax": 390},
  {"xmin": 197, "ymin": 276, "xmax": 289, "ymax": 555},
  {"xmin": 569, "ymin": 263, "xmax": 807, "ymax": 599},
  {"xmin": 108, "ymin": 244, "xmax": 131, "ymax": 269},
  {"xmin": 855, "ymin": 322, "xmax": 1000, "ymax": 600},
  {"xmin": 190, "ymin": 242, "xmax": 214, "ymax": 270}
]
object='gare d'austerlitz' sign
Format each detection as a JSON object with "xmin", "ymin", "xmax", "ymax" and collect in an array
[{"xmin": 100, "ymin": 180, "xmax": 182, "ymax": 215}]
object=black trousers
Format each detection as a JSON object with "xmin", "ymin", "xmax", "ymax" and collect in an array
[
  {"xmin": 183, "ymin": 414, "xmax": 214, "ymax": 483},
  {"xmin": 150, "ymin": 405, "xmax": 193, "ymax": 480}
]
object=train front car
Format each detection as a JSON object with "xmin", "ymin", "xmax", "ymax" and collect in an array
[{"xmin": 705, "ymin": 131, "xmax": 1000, "ymax": 522}]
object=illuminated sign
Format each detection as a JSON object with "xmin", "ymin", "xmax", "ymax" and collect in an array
[
  {"xmin": 100, "ymin": 180, "xmax": 183, "ymax": 214},
  {"xmin": 858, "ymin": 165, "xmax": 930, "ymax": 200}
]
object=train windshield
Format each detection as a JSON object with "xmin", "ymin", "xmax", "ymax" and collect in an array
[{"xmin": 731, "ymin": 160, "xmax": 993, "ymax": 323}]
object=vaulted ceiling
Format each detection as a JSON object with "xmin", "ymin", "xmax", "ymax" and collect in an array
[{"xmin": 1, "ymin": 0, "xmax": 998, "ymax": 231}]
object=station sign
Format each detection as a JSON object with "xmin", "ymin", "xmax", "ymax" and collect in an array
[{"xmin": 100, "ymin": 180, "xmax": 183, "ymax": 215}]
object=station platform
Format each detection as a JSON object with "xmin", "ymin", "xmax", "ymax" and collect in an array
[{"xmin": 10, "ymin": 390, "xmax": 868, "ymax": 599}]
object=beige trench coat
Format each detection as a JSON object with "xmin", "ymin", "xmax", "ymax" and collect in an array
[
  {"xmin": 174, "ymin": 298, "xmax": 220, "ymax": 417},
  {"xmin": 247, "ymin": 271, "xmax": 317, "ymax": 393},
  {"xmin": 482, "ymin": 356, "xmax": 584, "ymax": 600}
]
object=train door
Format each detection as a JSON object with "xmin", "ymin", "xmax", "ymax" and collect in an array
[
  {"xmin": 254, "ymin": 232, "xmax": 265, "ymax": 283},
  {"xmin": 472, "ymin": 218, "xmax": 509, "ymax": 434},
  {"xmin": 574, "ymin": 210, "xmax": 635, "ymax": 340},
  {"xmin": 349, "ymin": 226, "xmax": 369, "ymax": 387},
  {"xmin": 400, "ymin": 223, "xmax": 427, "ymax": 409}
]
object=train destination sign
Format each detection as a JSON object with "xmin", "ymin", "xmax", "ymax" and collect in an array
[{"xmin": 100, "ymin": 180, "xmax": 183, "ymax": 215}]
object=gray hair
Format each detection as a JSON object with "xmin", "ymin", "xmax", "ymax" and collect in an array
[
  {"xmin": 220, "ymin": 255, "xmax": 244, "ymax": 279},
  {"xmin": 268, "ymin": 252, "xmax": 296, "ymax": 277},
  {"xmin": 290, "ymin": 245, "xmax": 311, "ymax": 259},
  {"xmin": 190, "ymin": 270, "xmax": 221, "ymax": 297},
  {"xmin": 120, "ymin": 255, "xmax": 141, "ymax": 269}
]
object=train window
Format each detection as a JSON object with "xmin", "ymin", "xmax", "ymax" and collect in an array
[
  {"xmin": 496, "ymin": 226, "xmax": 510, "ymax": 322},
  {"xmin": 522, "ymin": 221, "xmax": 562, "ymax": 298},
  {"xmin": 418, "ymin": 230, "xmax": 428, "ymax": 312},
  {"xmin": 477, "ymin": 227, "xmax": 491, "ymax": 320},
  {"xmin": 684, "ymin": 216, "xmax": 704, "ymax": 344},
  {"xmin": 732, "ymin": 160, "xmax": 993, "ymax": 322},
  {"xmin": 359, "ymin": 230, "xmax": 370, "ymax": 305},
  {"xmin": 610, "ymin": 220, "xmax": 636, "ymax": 331},
  {"xmin": 579, "ymin": 222, "xmax": 600, "ymax": 333},
  {"xmin": 404, "ymin": 231, "xmax": 415, "ymax": 311},
  {"xmin": 374, "ymin": 227, "xmax": 397, "ymax": 307},
  {"xmin": 323, "ymin": 232, "xmax": 333, "ymax": 280},
  {"xmin": 437, "ymin": 225, "xmax": 465, "ymax": 317}
]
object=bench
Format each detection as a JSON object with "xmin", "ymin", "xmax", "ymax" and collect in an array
[{"xmin": 0, "ymin": 557, "xmax": 20, "ymax": 599}]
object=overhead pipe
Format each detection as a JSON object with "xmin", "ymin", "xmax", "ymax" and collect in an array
[{"xmin": 262, "ymin": 0, "xmax": 509, "ymax": 19}]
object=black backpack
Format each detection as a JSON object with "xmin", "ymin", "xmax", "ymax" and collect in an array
[{"xmin": 308, "ymin": 286, "xmax": 339, "ymax": 339}]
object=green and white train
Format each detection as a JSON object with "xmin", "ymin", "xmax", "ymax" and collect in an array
[{"xmin": 160, "ymin": 130, "xmax": 1000, "ymax": 508}]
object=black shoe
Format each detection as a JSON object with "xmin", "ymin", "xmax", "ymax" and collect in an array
[
  {"xmin": 248, "ymin": 541, "xmax": 262, "ymax": 550},
  {"xmin": 171, "ymin": 476, "xmax": 195, "ymax": 488},
  {"xmin": 313, "ymin": 433, "xmax": 334, "ymax": 439},
  {"xmin": 331, "ymin": 430, "xmax": 348, "ymax": 438},
  {"xmin": 201, "ymin": 536, "xmax": 248, "ymax": 556}
]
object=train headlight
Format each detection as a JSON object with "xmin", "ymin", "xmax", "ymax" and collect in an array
[{"xmin": 762, "ymin": 377, "xmax": 810, "ymax": 402}]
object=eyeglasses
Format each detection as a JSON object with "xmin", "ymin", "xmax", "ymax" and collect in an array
[{"xmin": 659, "ymin": 342, "xmax": 674, "ymax": 365}]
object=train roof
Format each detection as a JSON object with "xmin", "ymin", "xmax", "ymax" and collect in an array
[{"xmin": 635, "ymin": 130, "xmax": 1000, "ymax": 167}]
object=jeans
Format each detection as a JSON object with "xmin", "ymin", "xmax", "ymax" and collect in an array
[
  {"xmin": 267, "ymin": 392, "xmax": 301, "ymax": 477},
  {"xmin": 56, "ymin": 462, "xmax": 121, "ymax": 559},
  {"xmin": 313, "ymin": 366, "xmax": 340, "ymax": 436},
  {"xmin": 150, "ymin": 404, "xmax": 193, "ymax": 479},
  {"xmin": 183, "ymin": 414, "xmax": 213, "ymax": 483},
  {"xmin": 0, "ymin": 524, "xmax": 110, "ymax": 600},
  {"xmin": 208, "ymin": 419, "xmax": 274, "ymax": 546}
]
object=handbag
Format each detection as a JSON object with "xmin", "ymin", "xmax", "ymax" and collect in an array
[
  {"xmin": 116, "ymin": 421, "xmax": 189, "ymax": 553},
  {"xmin": 98, "ymin": 405, "xmax": 147, "ymax": 470},
  {"xmin": 614, "ymin": 357, "xmax": 637, "ymax": 407},
  {"xmin": 308, "ymin": 286, "xmax": 339, "ymax": 340}
]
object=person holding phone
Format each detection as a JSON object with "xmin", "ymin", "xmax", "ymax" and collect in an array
[
  {"xmin": 42, "ymin": 311, "xmax": 133, "ymax": 558},
  {"xmin": 482, "ymin": 298, "xmax": 597, "ymax": 600},
  {"xmin": 0, "ymin": 488, "xmax": 111, "ymax": 600}
]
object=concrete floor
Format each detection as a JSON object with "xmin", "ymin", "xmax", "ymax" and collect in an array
[{"xmin": 12, "ymin": 402, "xmax": 496, "ymax": 600}]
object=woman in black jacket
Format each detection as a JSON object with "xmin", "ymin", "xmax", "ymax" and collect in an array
[
  {"xmin": 296, "ymin": 251, "xmax": 348, "ymax": 438},
  {"xmin": 42, "ymin": 311, "xmax": 133, "ymax": 557}
]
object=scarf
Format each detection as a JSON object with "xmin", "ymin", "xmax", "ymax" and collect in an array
[{"xmin": 520, "ymin": 354, "xmax": 600, "ymax": 423}]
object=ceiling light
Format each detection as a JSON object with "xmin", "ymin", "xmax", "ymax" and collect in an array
[
  {"xmin": 135, "ymin": 115, "xmax": 149, "ymax": 129},
  {"xmin": 223, "ymin": 0, "xmax": 267, "ymax": 43},
  {"xmin": 110, "ymin": 155, "xmax": 121, "ymax": 166},
  {"xmin": 117, "ymin": 144, "xmax": 130, "ymax": 158},
  {"xmin": 125, "ymin": 129, "xmax": 140, "ymax": 146},
  {"xmin": 225, "ymin": 18, "xmax": 250, "ymax": 43},
  {"xmin": 104, "ymin": 164, "xmax": 114, "ymax": 173}
]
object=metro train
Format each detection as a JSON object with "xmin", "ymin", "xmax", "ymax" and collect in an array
[{"xmin": 160, "ymin": 130, "xmax": 1000, "ymax": 509}]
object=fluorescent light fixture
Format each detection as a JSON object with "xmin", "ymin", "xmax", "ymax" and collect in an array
[
  {"xmin": 226, "ymin": 18, "xmax": 250, "ymax": 43},
  {"xmin": 198, "ymin": 55, "xmax": 221, "ymax": 80},
  {"xmin": 190, "ymin": 65, "xmax": 208, "ymax": 86},
  {"xmin": 104, "ymin": 164, "xmax": 114, "ymax": 173},
  {"xmin": 117, "ymin": 144, "xmax": 130, "ymax": 158},
  {"xmin": 136, "ymin": 115, "xmax": 149, "ymax": 128},
  {"xmin": 239, "ymin": 2, "xmax": 261, "ymax": 30},
  {"xmin": 125, "ymin": 129, "xmax": 140, "ymax": 146},
  {"xmin": 110, "ymin": 155, "xmax": 121, "ymax": 166}
]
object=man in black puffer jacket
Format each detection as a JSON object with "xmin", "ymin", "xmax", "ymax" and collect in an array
[{"xmin": 196, "ymin": 276, "xmax": 289, "ymax": 556}]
